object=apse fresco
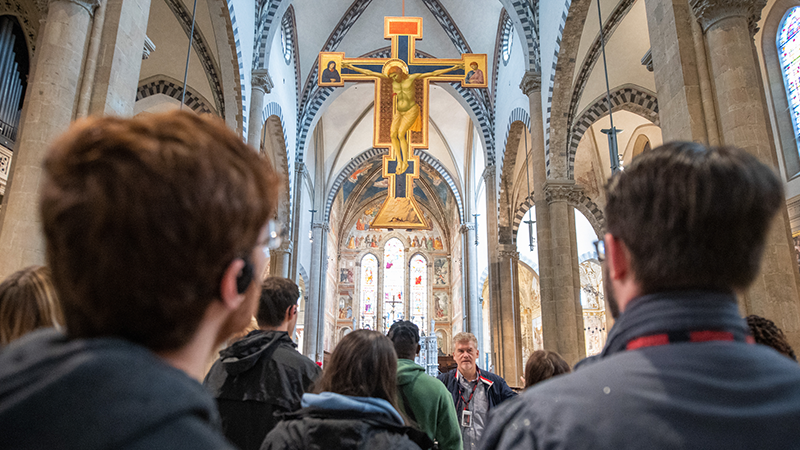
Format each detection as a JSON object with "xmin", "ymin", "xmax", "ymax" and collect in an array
[
  {"xmin": 342, "ymin": 158, "xmax": 383, "ymax": 204},
  {"xmin": 343, "ymin": 203, "xmax": 446, "ymax": 251},
  {"xmin": 420, "ymin": 163, "xmax": 452, "ymax": 210}
]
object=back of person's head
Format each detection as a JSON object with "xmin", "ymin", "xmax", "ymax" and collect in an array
[
  {"xmin": 316, "ymin": 329, "xmax": 400, "ymax": 407},
  {"xmin": 747, "ymin": 315, "xmax": 797, "ymax": 361},
  {"xmin": 0, "ymin": 266, "xmax": 62, "ymax": 345},
  {"xmin": 387, "ymin": 320, "xmax": 420, "ymax": 359},
  {"xmin": 40, "ymin": 111, "xmax": 280, "ymax": 352},
  {"xmin": 604, "ymin": 142, "xmax": 783, "ymax": 294},
  {"xmin": 524, "ymin": 350, "xmax": 571, "ymax": 389},
  {"xmin": 256, "ymin": 277, "xmax": 299, "ymax": 328}
]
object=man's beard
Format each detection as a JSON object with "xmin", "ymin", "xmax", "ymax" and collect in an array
[{"xmin": 604, "ymin": 264, "xmax": 620, "ymax": 319}]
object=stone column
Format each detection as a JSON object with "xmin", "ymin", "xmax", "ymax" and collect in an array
[
  {"xmin": 288, "ymin": 162, "xmax": 306, "ymax": 280},
  {"xmin": 541, "ymin": 182, "xmax": 586, "ymax": 366},
  {"xmin": 303, "ymin": 221, "xmax": 328, "ymax": 361},
  {"xmin": 461, "ymin": 222, "xmax": 480, "ymax": 338},
  {"xmin": 0, "ymin": 0, "xmax": 99, "ymax": 279},
  {"xmin": 247, "ymin": 69, "xmax": 273, "ymax": 149},
  {"xmin": 690, "ymin": 0, "xmax": 800, "ymax": 348},
  {"xmin": 496, "ymin": 244, "xmax": 524, "ymax": 383},
  {"xmin": 270, "ymin": 240, "xmax": 292, "ymax": 278},
  {"xmin": 644, "ymin": 0, "xmax": 711, "ymax": 142},
  {"xmin": 86, "ymin": 0, "xmax": 151, "ymax": 116}
]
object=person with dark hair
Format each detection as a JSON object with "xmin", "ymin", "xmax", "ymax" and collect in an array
[
  {"xmin": 261, "ymin": 329, "xmax": 433, "ymax": 449},
  {"xmin": 747, "ymin": 315, "xmax": 797, "ymax": 361},
  {"xmin": 0, "ymin": 111, "xmax": 281, "ymax": 449},
  {"xmin": 387, "ymin": 321, "xmax": 461, "ymax": 450},
  {"xmin": 204, "ymin": 277, "xmax": 321, "ymax": 450},
  {"xmin": 437, "ymin": 332, "xmax": 516, "ymax": 448},
  {"xmin": 0, "ymin": 266, "xmax": 62, "ymax": 346},
  {"xmin": 522, "ymin": 350, "xmax": 570, "ymax": 389},
  {"xmin": 481, "ymin": 142, "xmax": 800, "ymax": 449}
]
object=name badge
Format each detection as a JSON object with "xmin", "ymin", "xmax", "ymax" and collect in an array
[{"xmin": 461, "ymin": 409, "xmax": 472, "ymax": 428}]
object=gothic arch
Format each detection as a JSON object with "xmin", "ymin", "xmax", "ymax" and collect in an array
[
  {"xmin": 498, "ymin": 0, "xmax": 540, "ymax": 72},
  {"xmin": 499, "ymin": 110, "xmax": 532, "ymax": 228},
  {"xmin": 511, "ymin": 192, "xmax": 605, "ymax": 245},
  {"xmin": 262, "ymin": 113, "xmax": 291, "ymax": 234},
  {"xmin": 568, "ymin": 85, "xmax": 659, "ymax": 179},
  {"xmin": 135, "ymin": 75, "xmax": 215, "ymax": 114}
]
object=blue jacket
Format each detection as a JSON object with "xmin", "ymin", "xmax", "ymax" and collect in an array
[
  {"xmin": 480, "ymin": 291, "xmax": 800, "ymax": 450},
  {"xmin": 437, "ymin": 366, "xmax": 517, "ymax": 412}
]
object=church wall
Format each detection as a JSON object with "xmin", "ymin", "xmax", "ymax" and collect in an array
[
  {"xmin": 324, "ymin": 224, "xmax": 338, "ymax": 352},
  {"xmin": 448, "ymin": 205, "xmax": 463, "ymax": 339},
  {"xmin": 264, "ymin": 20, "xmax": 298, "ymax": 191},
  {"xmin": 494, "ymin": 19, "xmax": 530, "ymax": 171},
  {"xmin": 539, "ymin": 0, "xmax": 572, "ymax": 125}
]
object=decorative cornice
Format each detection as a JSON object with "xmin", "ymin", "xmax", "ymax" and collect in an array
[
  {"xmin": 252, "ymin": 68, "xmax": 274, "ymax": 94},
  {"xmin": 460, "ymin": 223, "xmax": 476, "ymax": 234},
  {"xmin": 544, "ymin": 181, "xmax": 583, "ymax": 205},
  {"xmin": 689, "ymin": 0, "xmax": 767, "ymax": 35},
  {"xmin": 498, "ymin": 244, "xmax": 519, "ymax": 260},
  {"xmin": 143, "ymin": 35, "xmax": 156, "ymax": 60},
  {"xmin": 519, "ymin": 71, "xmax": 542, "ymax": 96},
  {"xmin": 38, "ymin": 0, "xmax": 99, "ymax": 15},
  {"xmin": 641, "ymin": 49, "xmax": 653, "ymax": 72}
]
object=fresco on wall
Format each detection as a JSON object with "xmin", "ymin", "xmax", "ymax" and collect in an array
[
  {"xmin": 344, "ymin": 204, "xmax": 447, "ymax": 252},
  {"xmin": 434, "ymin": 258, "xmax": 449, "ymax": 286},
  {"xmin": 342, "ymin": 159, "xmax": 383, "ymax": 203},
  {"xmin": 420, "ymin": 164, "xmax": 451, "ymax": 208},
  {"xmin": 435, "ymin": 329, "xmax": 448, "ymax": 354},
  {"xmin": 580, "ymin": 260, "xmax": 607, "ymax": 356},
  {"xmin": 794, "ymin": 234, "xmax": 800, "ymax": 273},
  {"xmin": 340, "ymin": 268, "xmax": 354, "ymax": 284},
  {"xmin": 434, "ymin": 291, "xmax": 449, "ymax": 320},
  {"xmin": 338, "ymin": 292, "xmax": 353, "ymax": 320}
]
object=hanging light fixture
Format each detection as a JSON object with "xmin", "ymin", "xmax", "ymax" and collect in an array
[
  {"xmin": 596, "ymin": 0, "xmax": 622, "ymax": 174},
  {"xmin": 522, "ymin": 126, "xmax": 535, "ymax": 251},
  {"xmin": 472, "ymin": 213, "xmax": 479, "ymax": 247},
  {"xmin": 308, "ymin": 209, "xmax": 316, "ymax": 243}
]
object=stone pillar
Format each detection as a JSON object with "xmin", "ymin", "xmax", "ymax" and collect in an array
[
  {"xmin": 247, "ymin": 69, "xmax": 273, "ymax": 149},
  {"xmin": 690, "ymin": 0, "xmax": 800, "ymax": 348},
  {"xmin": 270, "ymin": 240, "xmax": 292, "ymax": 278},
  {"xmin": 644, "ymin": 0, "xmax": 711, "ymax": 142},
  {"xmin": 461, "ymin": 222, "xmax": 480, "ymax": 338},
  {"xmin": 303, "ymin": 221, "xmax": 328, "ymax": 361},
  {"xmin": 496, "ymin": 244, "xmax": 524, "ymax": 383},
  {"xmin": 0, "ymin": 0, "xmax": 99, "ymax": 279},
  {"xmin": 288, "ymin": 162, "xmax": 305, "ymax": 280},
  {"xmin": 86, "ymin": 0, "xmax": 151, "ymax": 116},
  {"xmin": 540, "ymin": 182, "xmax": 586, "ymax": 366}
]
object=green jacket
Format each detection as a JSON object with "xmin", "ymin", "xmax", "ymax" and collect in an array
[{"xmin": 396, "ymin": 359, "xmax": 462, "ymax": 450}]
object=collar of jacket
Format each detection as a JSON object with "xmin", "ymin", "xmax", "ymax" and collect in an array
[{"xmin": 600, "ymin": 290, "xmax": 746, "ymax": 357}]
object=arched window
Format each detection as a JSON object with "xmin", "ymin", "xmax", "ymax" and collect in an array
[
  {"xmin": 410, "ymin": 254, "xmax": 427, "ymax": 333},
  {"xmin": 501, "ymin": 17, "xmax": 514, "ymax": 65},
  {"xmin": 779, "ymin": 7, "xmax": 800, "ymax": 151},
  {"xmin": 383, "ymin": 238, "xmax": 405, "ymax": 332},
  {"xmin": 280, "ymin": 13, "xmax": 292, "ymax": 65},
  {"xmin": 360, "ymin": 254, "xmax": 377, "ymax": 330}
]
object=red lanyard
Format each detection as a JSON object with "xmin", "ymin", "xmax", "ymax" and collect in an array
[
  {"xmin": 459, "ymin": 372, "xmax": 480, "ymax": 411},
  {"xmin": 626, "ymin": 329, "xmax": 754, "ymax": 351}
]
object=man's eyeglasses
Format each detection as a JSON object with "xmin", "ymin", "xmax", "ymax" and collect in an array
[{"xmin": 593, "ymin": 239, "xmax": 605, "ymax": 262}]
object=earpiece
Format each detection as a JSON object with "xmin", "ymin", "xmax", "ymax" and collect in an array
[{"xmin": 235, "ymin": 258, "xmax": 254, "ymax": 294}]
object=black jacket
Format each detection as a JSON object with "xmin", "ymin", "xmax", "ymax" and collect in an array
[
  {"xmin": 261, "ymin": 406, "xmax": 432, "ymax": 450},
  {"xmin": 437, "ymin": 367, "xmax": 517, "ymax": 412},
  {"xmin": 204, "ymin": 330, "xmax": 320, "ymax": 450},
  {"xmin": 0, "ymin": 328, "xmax": 233, "ymax": 450}
]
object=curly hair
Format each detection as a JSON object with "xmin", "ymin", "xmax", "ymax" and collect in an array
[{"xmin": 747, "ymin": 315, "xmax": 797, "ymax": 361}]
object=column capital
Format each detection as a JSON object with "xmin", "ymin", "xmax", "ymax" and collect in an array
[
  {"xmin": 143, "ymin": 36, "xmax": 156, "ymax": 60},
  {"xmin": 482, "ymin": 164, "xmax": 496, "ymax": 182},
  {"xmin": 37, "ymin": 0, "xmax": 100, "ymax": 16},
  {"xmin": 295, "ymin": 162, "xmax": 306, "ymax": 174},
  {"xmin": 460, "ymin": 222, "xmax": 476, "ymax": 234},
  {"xmin": 252, "ymin": 69, "xmax": 274, "ymax": 94},
  {"xmin": 689, "ymin": 0, "xmax": 767, "ymax": 35},
  {"xmin": 312, "ymin": 221, "xmax": 329, "ymax": 232},
  {"xmin": 519, "ymin": 71, "xmax": 542, "ymax": 96},
  {"xmin": 498, "ymin": 244, "xmax": 519, "ymax": 261},
  {"xmin": 543, "ymin": 181, "xmax": 583, "ymax": 205}
]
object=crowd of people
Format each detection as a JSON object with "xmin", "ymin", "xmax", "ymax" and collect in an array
[{"xmin": 1, "ymin": 110, "xmax": 800, "ymax": 449}]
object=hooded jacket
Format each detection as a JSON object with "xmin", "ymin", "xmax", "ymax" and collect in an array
[
  {"xmin": 261, "ymin": 392, "xmax": 434, "ymax": 450},
  {"xmin": 0, "ymin": 328, "xmax": 233, "ymax": 450},
  {"xmin": 480, "ymin": 291, "xmax": 800, "ymax": 450},
  {"xmin": 396, "ymin": 359, "xmax": 462, "ymax": 450},
  {"xmin": 204, "ymin": 329, "xmax": 320, "ymax": 450}
]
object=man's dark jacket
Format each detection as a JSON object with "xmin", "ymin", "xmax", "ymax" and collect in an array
[
  {"xmin": 437, "ymin": 366, "xmax": 516, "ymax": 411},
  {"xmin": 204, "ymin": 329, "xmax": 320, "ymax": 450},
  {"xmin": 0, "ymin": 328, "xmax": 234, "ymax": 449},
  {"xmin": 480, "ymin": 291, "xmax": 800, "ymax": 450}
]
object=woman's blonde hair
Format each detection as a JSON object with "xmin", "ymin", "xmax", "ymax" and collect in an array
[{"xmin": 0, "ymin": 266, "xmax": 62, "ymax": 345}]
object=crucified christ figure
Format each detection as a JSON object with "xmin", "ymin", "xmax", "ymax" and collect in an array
[{"xmin": 342, "ymin": 62, "xmax": 463, "ymax": 173}]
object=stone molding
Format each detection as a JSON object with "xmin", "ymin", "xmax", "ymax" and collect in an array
[
  {"xmin": 482, "ymin": 164, "xmax": 496, "ymax": 182},
  {"xmin": 519, "ymin": 71, "xmax": 542, "ymax": 96},
  {"xmin": 143, "ymin": 35, "xmax": 156, "ymax": 60},
  {"xmin": 37, "ymin": 0, "xmax": 99, "ymax": 15},
  {"xmin": 295, "ymin": 161, "xmax": 306, "ymax": 174},
  {"xmin": 689, "ymin": 0, "xmax": 768, "ymax": 35},
  {"xmin": 460, "ymin": 222, "xmax": 476, "ymax": 234},
  {"xmin": 544, "ymin": 181, "xmax": 583, "ymax": 205},
  {"xmin": 641, "ymin": 49, "xmax": 653, "ymax": 72},
  {"xmin": 498, "ymin": 244, "xmax": 519, "ymax": 260},
  {"xmin": 252, "ymin": 68, "xmax": 274, "ymax": 94}
]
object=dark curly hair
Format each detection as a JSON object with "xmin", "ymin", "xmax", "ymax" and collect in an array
[{"xmin": 747, "ymin": 315, "xmax": 797, "ymax": 361}]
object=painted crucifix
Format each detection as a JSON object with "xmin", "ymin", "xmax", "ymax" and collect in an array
[{"xmin": 319, "ymin": 16, "xmax": 487, "ymax": 230}]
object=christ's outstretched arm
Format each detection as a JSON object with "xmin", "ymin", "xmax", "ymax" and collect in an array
[{"xmin": 341, "ymin": 62, "xmax": 388, "ymax": 79}]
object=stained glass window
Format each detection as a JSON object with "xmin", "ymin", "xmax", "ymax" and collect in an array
[
  {"xmin": 779, "ymin": 7, "xmax": 800, "ymax": 149},
  {"xmin": 360, "ymin": 254, "xmax": 377, "ymax": 330},
  {"xmin": 383, "ymin": 238, "xmax": 405, "ymax": 333},
  {"xmin": 410, "ymin": 254, "xmax": 427, "ymax": 333}
]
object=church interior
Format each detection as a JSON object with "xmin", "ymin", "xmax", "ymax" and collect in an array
[{"xmin": 2, "ymin": 0, "xmax": 800, "ymax": 385}]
